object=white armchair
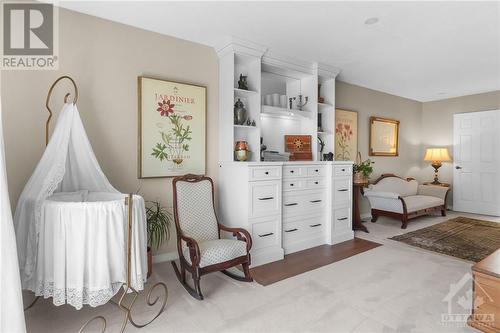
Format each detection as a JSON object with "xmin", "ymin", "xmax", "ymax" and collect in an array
[{"xmin": 364, "ymin": 174, "xmax": 450, "ymax": 229}]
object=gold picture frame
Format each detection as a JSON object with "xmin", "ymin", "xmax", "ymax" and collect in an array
[
  {"xmin": 138, "ymin": 76, "xmax": 207, "ymax": 178},
  {"xmin": 369, "ymin": 117, "xmax": 399, "ymax": 156}
]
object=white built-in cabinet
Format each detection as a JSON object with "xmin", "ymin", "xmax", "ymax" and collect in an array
[{"xmin": 217, "ymin": 40, "xmax": 353, "ymax": 267}]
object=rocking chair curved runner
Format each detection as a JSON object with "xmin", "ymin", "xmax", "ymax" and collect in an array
[{"xmin": 171, "ymin": 174, "xmax": 253, "ymax": 300}]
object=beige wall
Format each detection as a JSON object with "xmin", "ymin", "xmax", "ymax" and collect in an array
[
  {"xmin": 421, "ymin": 91, "xmax": 500, "ymax": 190},
  {"xmin": 3, "ymin": 8, "xmax": 499, "ymax": 255},
  {"xmin": 1, "ymin": 9, "xmax": 218, "ymax": 255},
  {"xmin": 336, "ymin": 81, "xmax": 423, "ymax": 215}
]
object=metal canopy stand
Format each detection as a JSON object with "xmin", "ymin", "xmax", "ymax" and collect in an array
[{"xmin": 23, "ymin": 76, "xmax": 168, "ymax": 332}]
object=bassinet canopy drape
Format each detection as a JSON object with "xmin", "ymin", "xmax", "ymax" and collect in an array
[
  {"xmin": 0, "ymin": 92, "xmax": 26, "ymax": 333},
  {"xmin": 14, "ymin": 103, "xmax": 147, "ymax": 309}
]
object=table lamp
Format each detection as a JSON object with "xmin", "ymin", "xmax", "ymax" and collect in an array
[{"xmin": 424, "ymin": 148, "xmax": 451, "ymax": 185}]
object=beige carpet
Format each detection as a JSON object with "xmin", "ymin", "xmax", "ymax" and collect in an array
[{"xmin": 390, "ymin": 216, "xmax": 500, "ymax": 262}]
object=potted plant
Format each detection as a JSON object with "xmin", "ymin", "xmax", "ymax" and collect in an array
[
  {"xmin": 146, "ymin": 201, "xmax": 172, "ymax": 278},
  {"xmin": 353, "ymin": 152, "xmax": 374, "ymax": 184}
]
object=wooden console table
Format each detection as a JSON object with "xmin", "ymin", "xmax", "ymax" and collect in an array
[
  {"xmin": 468, "ymin": 248, "xmax": 500, "ymax": 332},
  {"xmin": 352, "ymin": 182, "xmax": 369, "ymax": 233}
]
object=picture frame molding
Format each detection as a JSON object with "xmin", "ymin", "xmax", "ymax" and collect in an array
[
  {"xmin": 137, "ymin": 75, "xmax": 207, "ymax": 179},
  {"xmin": 369, "ymin": 116, "xmax": 400, "ymax": 157}
]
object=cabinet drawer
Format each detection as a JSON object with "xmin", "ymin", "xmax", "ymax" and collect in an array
[
  {"xmin": 334, "ymin": 178, "xmax": 352, "ymax": 202},
  {"xmin": 306, "ymin": 178, "xmax": 326, "ymax": 190},
  {"xmin": 334, "ymin": 207, "xmax": 352, "ymax": 231},
  {"xmin": 249, "ymin": 181, "xmax": 281, "ymax": 218},
  {"xmin": 283, "ymin": 191, "xmax": 326, "ymax": 217},
  {"xmin": 251, "ymin": 218, "xmax": 280, "ymax": 250},
  {"xmin": 283, "ymin": 166, "xmax": 305, "ymax": 178},
  {"xmin": 249, "ymin": 166, "xmax": 281, "ymax": 181},
  {"xmin": 334, "ymin": 165, "xmax": 352, "ymax": 177},
  {"xmin": 283, "ymin": 220, "xmax": 306, "ymax": 244},
  {"xmin": 283, "ymin": 179, "xmax": 305, "ymax": 191},
  {"xmin": 306, "ymin": 166, "xmax": 326, "ymax": 177}
]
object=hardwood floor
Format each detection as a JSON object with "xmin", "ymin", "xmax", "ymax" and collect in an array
[{"xmin": 250, "ymin": 238, "xmax": 382, "ymax": 286}]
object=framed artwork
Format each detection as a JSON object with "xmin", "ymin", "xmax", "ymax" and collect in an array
[
  {"xmin": 138, "ymin": 76, "xmax": 206, "ymax": 178},
  {"xmin": 369, "ymin": 117, "xmax": 399, "ymax": 156},
  {"xmin": 335, "ymin": 109, "xmax": 358, "ymax": 161}
]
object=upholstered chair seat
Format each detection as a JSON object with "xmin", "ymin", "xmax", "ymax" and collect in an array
[
  {"xmin": 171, "ymin": 174, "xmax": 253, "ymax": 300},
  {"xmin": 182, "ymin": 239, "xmax": 247, "ymax": 268}
]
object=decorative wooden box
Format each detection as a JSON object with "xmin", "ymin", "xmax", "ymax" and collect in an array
[{"xmin": 284, "ymin": 135, "xmax": 312, "ymax": 161}]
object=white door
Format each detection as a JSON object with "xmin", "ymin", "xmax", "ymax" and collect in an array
[{"xmin": 453, "ymin": 110, "xmax": 500, "ymax": 215}]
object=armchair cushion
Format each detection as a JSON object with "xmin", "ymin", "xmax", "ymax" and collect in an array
[
  {"xmin": 176, "ymin": 180, "xmax": 219, "ymax": 242},
  {"xmin": 183, "ymin": 239, "xmax": 247, "ymax": 268},
  {"xmin": 403, "ymin": 195, "xmax": 444, "ymax": 213}
]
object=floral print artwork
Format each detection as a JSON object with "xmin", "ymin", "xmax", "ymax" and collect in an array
[{"xmin": 335, "ymin": 109, "xmax": 358, "ymax": 161}]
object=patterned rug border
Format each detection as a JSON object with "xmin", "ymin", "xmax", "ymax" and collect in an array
[{"xmin": 389, "ymin": 216, "xmax": 500, "ymax": 263}]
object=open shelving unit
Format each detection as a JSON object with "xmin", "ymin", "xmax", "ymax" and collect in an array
[{"xmin": 218, "ymin": 41, "xmax": 340, "ymax": 162}]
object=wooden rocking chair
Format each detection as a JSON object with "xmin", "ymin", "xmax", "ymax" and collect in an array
[{"xmin": 171, "ymin": 174, "xmax": 253, "ymax": 300}]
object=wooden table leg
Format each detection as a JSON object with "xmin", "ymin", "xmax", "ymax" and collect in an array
[{"xmin": 353, "ymin": 184, "xmax": 369, "ymax": 233}]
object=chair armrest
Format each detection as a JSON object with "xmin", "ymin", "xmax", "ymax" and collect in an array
[
  {"xmin": 417, "ymin": 185, "xmax": 450, "ymax": 200},
  {"xmin": 364, "ymin": 190, "xmax": 401, "ymax": 200},
  {"xmin": 179, "ymin": 234, "xmax": 201, "ymax": 267},
  {"xmin": 218, "ymin": 224, "xmax": 252, "ymax": 252}
]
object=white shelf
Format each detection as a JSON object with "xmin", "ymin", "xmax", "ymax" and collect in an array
[
  {"xmin": 318, "ymin": 102, "xmax": 334, "ymax": 110},
  {"xmin": 234, "ymin": 88, "xmax": 259, "ymax": 96},
  {"xmin": 261, "ymin": 105, "xmax": 310, "ymax": 118},
  {"xmin": 318, "ymin": 131, "xmax": 332, "ymax": 135},
  {"xmin": 234, "ymin": 124, "xmax": 258, "ymax": 129}
]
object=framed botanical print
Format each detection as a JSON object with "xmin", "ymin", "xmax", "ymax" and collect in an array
[
  {"xmin": 369, "ymin": 117, "xmax": 399, "ymax": 156},
  {"xmin": 138, "ymin": 76, "xmax": 206, "ymax": 178},
  {"xmin": 335, "ymin": 109, "xmax": 358, "ymax": 161}
]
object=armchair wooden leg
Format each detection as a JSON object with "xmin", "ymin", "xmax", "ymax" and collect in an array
[
  {"xmin": 242, "ymin": 262, "xmax": 253, "ymax": 282},
  {"xmin": 401, "ymin": 216, "xmax": 408, "ymax": 229},
  {"xmin": 371, "ymin": 211, "xmax": 378, "ymax": 223},
  {"xmin": 441, "ymin": 207, "xmax": 447, "ymax": 217},
  {"xmin": 172, "ymin": 261, "xmax": 204, "ymax": 300}
]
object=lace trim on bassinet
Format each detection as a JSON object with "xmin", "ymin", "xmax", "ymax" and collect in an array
[{"xmin": 33, "ymin": 276, "xmax": 145, "ymax": 310}]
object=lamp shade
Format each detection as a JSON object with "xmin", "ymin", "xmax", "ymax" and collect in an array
[{"xmin": 424, "ymin": 148, "xmax": 451, "ymax": 162}]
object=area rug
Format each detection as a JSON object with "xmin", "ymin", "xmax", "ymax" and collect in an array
[
  {"xmin": 250, "ymin": 238, "xmax": 382, "ymax": 286},
  {"xmin": 390, "ymin": 216, "xmax": 500, "ymax": 262}
]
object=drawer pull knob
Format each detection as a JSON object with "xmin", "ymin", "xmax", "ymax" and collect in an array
[
  {"xmin": 285, "ymin": 228, "xmax": 298, "ymax": 233},
  {"xmin": 290, "ymin": 170, "xmax": 294, "ymax": 173},
  {"xmin": 338, "ymin": 189, "xmax": 348, "ymax": 192},
  {"xmin": 258, "ymin": 232, "xmax": 274, "ymax": 237},
  {"xmin": 258, "ymin": 197, "xmax": 274, "ymax": 201},
  {"xmin": 310, "ymin": 223, "xmax": 322, "ymax": 227},
  {"xmin": 290, "ymin": 183, "xmax": 294, "ymax": 187},
  {"xmin": 265, "ymin": 171, "xmax": 269, "ymax": 175},
  {"xmin": 314, "ymin": 181, "xmax": 319, "ymax": 185},
  {"xmin": 341, "ymin": 169, "xmax": 345, "ymax": 171},
  {"xmin": 310, "ymin": 199, "xmax": 322, "ymax": 203},
  {"xmin": 337, "ymin": 217, "xmax": 348, "ymax": 221},
  {"xmin": 285, "ymin": 203, "xmax": 298, "ymax": 206},
  {"xmin": 315, "ymin": 169, "xmax": 319, "ymax": 172}
]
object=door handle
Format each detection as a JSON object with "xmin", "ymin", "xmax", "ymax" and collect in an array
[
  {"xmin": 258, "ymin": 232, "xmax": 274, "ymax": 237},
  {"xmin": 258, "ymin": 197, "xmax": 274, "ymax": 200},
  {"xmin": 284, "ymin": 228, "xmax": 298, "ymax": 233},
  {"xmin": 455, "ymin": 166, "xmax": 462, "ymax": 170},
  {"xmin": 285, "ymin": 203, "xmax": 298, "ymax": 206}
]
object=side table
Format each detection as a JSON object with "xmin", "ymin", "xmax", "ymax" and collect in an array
[{"xmin": 352, "ymin": 182, "xmax": 369, "ymax": 233}]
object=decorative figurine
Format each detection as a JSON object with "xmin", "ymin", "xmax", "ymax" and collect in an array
[
  {"xmin": 251, "ymin": 120, "xmax": 256, "ymax": 126},
  {"xmin": 238, "ymin": 74, "xmax": 248, "ymax": 90},
  {"xmin": 318, "ymin": 84, "xmax": 325, "ymax": 103},
  {"xmin": 318, "ymin": 113, "xmax": 323, "ymax": 132},
  {"xmin": 246, "ymin": 118, "xmax": 252, "ymax": 126},
  {"xmin": 234, "ymin": 98, "xmax": 247, "ymax": 125},
  {"xmin": 289, "ymin": 97, "xmax": 294, "ymax": 109}
]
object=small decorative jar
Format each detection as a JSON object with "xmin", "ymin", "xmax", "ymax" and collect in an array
[{"xmin": 235, "ymin": 141, "xmax": 249, "ymax": 161}]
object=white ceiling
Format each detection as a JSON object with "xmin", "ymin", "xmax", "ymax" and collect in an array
[{"xmin": 57, "ymin": 1, "xmax": 500, "ymax": 102}]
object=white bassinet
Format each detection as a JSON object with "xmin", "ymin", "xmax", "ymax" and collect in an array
[{"xmin": 14, "ymin": 103, "xmax": 147, "ymax": 310}]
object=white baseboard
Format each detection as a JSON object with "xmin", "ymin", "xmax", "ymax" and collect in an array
[{"xmin": 152, "ymin": 251, "xmax": 178, "ymax": 264}]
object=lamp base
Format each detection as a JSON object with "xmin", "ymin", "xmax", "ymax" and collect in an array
[{"xmin": 431, "ymin": 161, "xmax": 443, "ymax": 185}]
